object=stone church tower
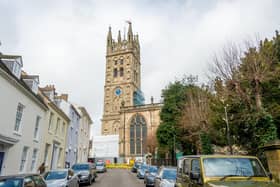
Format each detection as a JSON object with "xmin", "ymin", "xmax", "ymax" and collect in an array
[
  {"xmin": 102, "ymin": 22, "xmax": 143, "ymax": 135},
  {"xmin": 101, "ymin": 23, "xmax": 162, "ymax": 159}
]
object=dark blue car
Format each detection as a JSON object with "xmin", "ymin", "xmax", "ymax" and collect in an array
[{"xmin": 137, "ymin": 164, "xmax": 148, "ymax": 179}]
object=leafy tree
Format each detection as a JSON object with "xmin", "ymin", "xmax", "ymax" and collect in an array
[{"xmin": 156, "ymin": 78, "xmax": 194, "ymax": 158}]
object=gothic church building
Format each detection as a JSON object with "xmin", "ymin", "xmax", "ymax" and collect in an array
[{"xmin": 101, "ymin": 23, "xmax": 162, "ymax": 159}]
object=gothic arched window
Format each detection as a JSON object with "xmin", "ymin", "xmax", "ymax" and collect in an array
[{"xmin": 130, "ymin": 114, "xmax": 147, "ymax": 155}]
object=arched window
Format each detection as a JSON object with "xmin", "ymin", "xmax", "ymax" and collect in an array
[
  {"xmin": 120, "ymin": 67, "xmax": 124, "ymax": 77},
  {"xmin": 130, "ymin": 114, "xmax": 147, "ymax": 155}
]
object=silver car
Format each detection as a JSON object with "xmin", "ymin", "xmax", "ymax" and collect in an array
[
  {"xmin": 43, "ymin": 169, "xmax": 79, "ymax": 187},
  {"xmin": 154, "ymin": 167, "xmax": 177, "ymax": 187}
]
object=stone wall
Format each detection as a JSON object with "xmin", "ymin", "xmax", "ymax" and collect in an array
[{"xmin": 263, "ymin": 140, "xmax": 280, "ymax": 183}]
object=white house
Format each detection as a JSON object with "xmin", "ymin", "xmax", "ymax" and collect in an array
[
  {"xmin": 77, "ymin": 106, "xmax": 92, "ymax": 163},
  {"xmin": 0, "ymin": 55, "xmax": 48, "ymax": 175}
]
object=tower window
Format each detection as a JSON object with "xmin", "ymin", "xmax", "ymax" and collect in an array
[
  {"xmin": 120, "ymin": 67, "xmax": 124, "ymax": 77},
  {"xmin": 113, "ymin": 68, "xmax": 118, "ymax": 77}
]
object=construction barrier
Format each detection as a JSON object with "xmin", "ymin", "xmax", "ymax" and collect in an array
[{"xmin": 106, "ymin": 163, "xmax": 133, "ymax": 169}]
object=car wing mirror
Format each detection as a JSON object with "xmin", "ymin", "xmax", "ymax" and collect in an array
[
  {"xmin": 190, "ymin": 172, "xmax": 202, "ymax": 185},
  {"xmin": 67, "ymin": 175, "xmax": 72, "ymax": 180},
  {"xmin": 156, "ymin": 176, "xmax": 161, "ymax": 180},
  {"xmin": 268, "ymin": 172, "xmax": 273, "ymax": 180}
]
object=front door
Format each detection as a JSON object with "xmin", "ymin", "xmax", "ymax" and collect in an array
[{"xmin": 0, "ymin": 152, "xmax": 4, "ymax": 174}]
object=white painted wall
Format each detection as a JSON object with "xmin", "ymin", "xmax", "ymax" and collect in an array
[
  {"xmin": 92, "ymin": 135, "xmax": 119, "ymax": 158},
  {"xmin": 0, "ymin": 69, "xmax": 47, "ymax": 175},
  {"xmin": 77, "ymin": 109, "xmax": 91, "ymax": 163}
]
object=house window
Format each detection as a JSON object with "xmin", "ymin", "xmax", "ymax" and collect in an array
[
  {"xmin": 14, "ymin": 103, "xmax": 24, "ymax": 132},
  {"xmin": 113, "ymin": 68, "xmax": 118, "ymax": 77},
  {"xmin": 129, "ymin": 114, "xmax": 147, "ymax": 155},
  {"xmin": 33, "ymin": 116, "xmax": 41, "ymax": 140},
  {"xmin": 30, "ymin": 149, "xmax": 38, "ymax": 171},
  {"xmin": 19, "ymin": 146, "xmax": 29, "ymax": 172},
  {"xmin": 44, "ymin": 144, "xmax": 50, "ymax": 163},
  {"xmin": 120, "ymin": 67, "xmax": 124, "ymax": 77},
  {"xmin": 48, "ymin": 112, "xmax": 54, "ymax": 131},
  {"xmin": 55, "ymin": 118, "xmax": 60, "ymax": 134},
  {"xmin": 62, "ymin": 122, "xmax": 66, "ymax": 134}
]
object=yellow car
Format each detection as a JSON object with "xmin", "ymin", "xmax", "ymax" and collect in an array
[{"xmin": 175, "ymin": 155, "xmax": 280, "ymax": 187}]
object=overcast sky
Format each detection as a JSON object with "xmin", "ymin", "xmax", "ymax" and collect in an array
[{"xmin": 1, "ymin": 0, "xmax": 279, "ymax": 136}]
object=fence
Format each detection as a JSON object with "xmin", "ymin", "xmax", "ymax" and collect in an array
[{"xmin": 151, "ymin": 159, "xmax": 177, "ymax": 167}]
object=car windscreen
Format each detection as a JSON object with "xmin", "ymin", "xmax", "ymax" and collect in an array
[
  {"xmin": 44, "ymin": 171, "xmax": 67, "ymax": 180},
  {"xmin": 72, "ymin": 164, "xmax": 90, "ymax": 170},
  {"xmin": 203, "ymin": 158, "xmax": 267, "ymax": 177},
  {"xmin": 0, "ymin": 178, "xmax": 23, "ymax": 187},
  {"xmin": 148, "ymin": 166, "xmax": 158, "ymax": 173},
  {"xmin": 162, "ymin": 169, "xmax": 177, "ymax": 180},
  {"xmin": 96, "ymin": 162, "xmax": 104, "ymax": 166}
]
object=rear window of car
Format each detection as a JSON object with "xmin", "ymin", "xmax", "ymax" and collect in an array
[
  {"xmin": 72, "ymin": 164, "xmax": 90, "ymax": 170},
  {"xmin": 96, "ymin": 162, "xmax": 104, "ymax": 166},
  {"xmin": 0, "ymin": 178, "xmax": 23, "ymax": 187}
]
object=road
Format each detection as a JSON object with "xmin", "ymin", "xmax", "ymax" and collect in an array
[{"xmin": 83, "ymin": 169, "xmax": 145, "ymax": 187}]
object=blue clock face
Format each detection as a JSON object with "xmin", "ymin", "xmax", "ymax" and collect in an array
[{"xmin": 115, "ymin": 88, "xmax": 122, "ymax": 96}]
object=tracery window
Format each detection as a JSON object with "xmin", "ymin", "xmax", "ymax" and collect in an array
[{"xmin": 130, "ymin": 114, "xmax": 147, "ymax": 155}]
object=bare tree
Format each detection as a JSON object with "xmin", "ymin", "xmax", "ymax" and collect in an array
[
  {"xmin": 210, "ymin": 40, "xmax": 275, "ymax": 111},
  {"xmin": 145, "ymin": 132, "xmax": 158, "ymax": 156},
  {"xmin": 179, "ymin": 86, "xmax": 212, "ymax": 154}
]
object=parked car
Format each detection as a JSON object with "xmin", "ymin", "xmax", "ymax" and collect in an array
[
  {"xmin": 0, "ymin": 174, "xmax": 46, "ymax": 187},
  {"xmin": 154, "ymin": 167, "xmax": 177, "ymax": 187},
  {"xmin": 144, "ymin": 165, "xmax": 158, "ymax": 187},
  {"xmin": 96, "ymin": 161, "xmax": 107, "ymax": 173},
  {"xmin": 137, "ymin": 164, "xmax": 149, "ymax": 179},
  {"xmin": 131, "ymin": 162, "xmax": 142, "ymax": 173},
  {"xmin": 71, "ymin": 163, "xmax": 97, "ymax": 185},
  {"xmin": 43, "ymin": 169, "xmax": 79, "ymax": 187},
  {"xmin": 175, "ymin": 155, "xmax": 280, "ymax": 187}
]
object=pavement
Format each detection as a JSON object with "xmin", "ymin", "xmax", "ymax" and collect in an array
[{"xmin": 82, "ymin": 169, "xmax": 145, "ymax": 187}]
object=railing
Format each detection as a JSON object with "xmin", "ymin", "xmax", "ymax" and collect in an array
[{"xmin": 151, "ymin": 159, "xmax": 177, "ymax": 167}]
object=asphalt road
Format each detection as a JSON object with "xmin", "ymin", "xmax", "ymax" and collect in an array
[{"xmin": 83, "ymin": 169, "xmax": 145, "ymax": 187}]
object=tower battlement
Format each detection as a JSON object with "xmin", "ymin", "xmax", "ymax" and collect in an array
[{"xmin": 106, "ymin": 23, "xmax": 140, "ymax": 56}]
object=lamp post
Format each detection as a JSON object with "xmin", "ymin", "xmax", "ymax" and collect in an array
[
  {"xmin": 173, "ymin": 134, "xmax": 176, "ymax": 166},
  {"xmin": 223, "ymin": 104, "xmax": 233, "ymax": 154}
]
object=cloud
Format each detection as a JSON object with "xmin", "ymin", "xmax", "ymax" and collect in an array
[{"xmin": 0, "ymin": 0, "xmax": 279, "ymax": 136}]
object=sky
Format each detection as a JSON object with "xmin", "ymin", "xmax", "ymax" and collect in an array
[{"xmin": 0, "ymin": 0, "xmax": 279, "ymax": 136}]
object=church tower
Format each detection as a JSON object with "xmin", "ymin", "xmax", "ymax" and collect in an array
[{"xmin": 102, "ymin": 22, "xmax": 144, "ymax": 135}]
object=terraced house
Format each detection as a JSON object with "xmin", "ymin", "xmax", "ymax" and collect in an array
[
  {"xmin": 55, "ymin": 94, "xmax": 81, "ymax": 168},
  {"xmin": 77, "ymin": 106, "xmax": 92, "ymax": 163},
  {"xmin": 39, "ymin": 85, "xmax": 70, "ymax": 170},
  {"xmin": 0, "ymin": 54, "xmax": 48, "ymax": 175}
]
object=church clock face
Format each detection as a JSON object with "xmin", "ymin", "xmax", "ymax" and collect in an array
[{"xmin": 115, "ymin": 88, "xmax": 122, "ymax": 96}]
